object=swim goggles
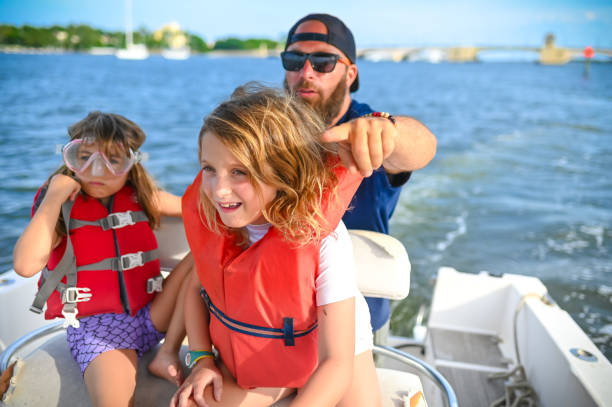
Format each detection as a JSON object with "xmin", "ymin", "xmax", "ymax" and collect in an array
[
  {"xmin": 280, "ymin": 51, "xmax": 350, "ymax": 73},
  {"xmin": 62, "ymin": 137, "xmax": 143, "ymax": 177}
]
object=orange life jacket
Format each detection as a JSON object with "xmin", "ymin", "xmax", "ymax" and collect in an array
[
  {"xmin": 31, "ymin": 185, "xmax": 161, "ymax": 321},
  {"xmin": 183, "ymin": 160, "xmax": 361, "ymax": 388}
]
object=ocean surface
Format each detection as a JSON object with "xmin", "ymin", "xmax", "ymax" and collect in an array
[{"xmin": 1, "ymin": 53, "xmax": 610, "ymax": 360}]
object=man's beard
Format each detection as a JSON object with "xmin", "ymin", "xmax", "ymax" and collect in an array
[{"xmin": 284, "ymin": 75, "xmax": 347, "ymax": 127}]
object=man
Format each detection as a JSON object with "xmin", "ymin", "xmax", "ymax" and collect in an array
[{"xmin": 282, "ymin": 13, "xmax": 436, "ymax": 343}]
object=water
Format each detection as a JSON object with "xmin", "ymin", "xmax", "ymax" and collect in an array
[{"xmin": 1, "ymin": 54, "xmax": 611, "ymax": 360}]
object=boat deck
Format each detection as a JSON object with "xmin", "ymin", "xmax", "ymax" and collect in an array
[
  {"xmin": 384, "ymin": 328, "xmax": 512, "ymax": 407},
  {"xmin": 432, "ymin": 328, "xmax": 510, "ymax": 406}
]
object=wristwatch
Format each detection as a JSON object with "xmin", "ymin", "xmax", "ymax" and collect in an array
[{"xmin": 185, "ymin": 350, "xmax": 214, "ymax": 368}]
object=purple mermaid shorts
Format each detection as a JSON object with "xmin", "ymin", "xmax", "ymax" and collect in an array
[{"xmin": 66, "ymin": 304, "xmax": 165, "ymax": 374}]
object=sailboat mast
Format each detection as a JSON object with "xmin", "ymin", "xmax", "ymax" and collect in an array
[{"xmin": 125, "ymin": 0, "xmax": 133, "ymax": 47}]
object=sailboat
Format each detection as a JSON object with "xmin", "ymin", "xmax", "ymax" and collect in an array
[{"xmin": 116, "ymin": 0, "xmax": 149, "ymax": 60}]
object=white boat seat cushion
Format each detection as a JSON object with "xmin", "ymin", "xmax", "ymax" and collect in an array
[{"xmin": 349, "ymin": 229, "xmax": 410, "ymax": 300}]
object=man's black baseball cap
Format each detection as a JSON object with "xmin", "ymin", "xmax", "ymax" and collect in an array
[{"xmin": 285, "ymin": 13, "xmax": 359, "ymax": 92}]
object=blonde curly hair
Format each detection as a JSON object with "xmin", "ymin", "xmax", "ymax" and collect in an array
[{"xmin": 198, "ymin": 83, "xmax": 339, "ymax": 245}]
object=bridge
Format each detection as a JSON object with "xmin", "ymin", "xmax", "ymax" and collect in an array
[
  {"xmin": 357, "ymin": 35, "xmax": 612, "ymax": 65},
  {"xmin": 205, "ymin": 35, "xmax": 611, "ymax": 65}
]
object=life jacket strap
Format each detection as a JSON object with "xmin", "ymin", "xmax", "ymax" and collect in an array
[
  {"xmin": 30, "ymin": 200, "xmax": 78, "ymax": 314},
  {"xmin": 77, "ymin": 249, "xmax": 159, "ymax": 272},
  {"xmin": 200, "ymin": 288, "xmax": 316, "ymax": 346},
  {"xmin": 61, "ymin": 286, "xmax": 92, "ymax": 304},
  {"xmin": 61, "ymin": 302, "xmax": 80, "ymax": 328},
  {"xmin": 147, "ymin": 275, "xmax": 164, "ymax": 293},
  {"xmin": 283, "ymin": 318, "xmax": 295, "ymax": 346},
  {"xmin": 69, "ymin": 210, "xmax": 148, "ymax": 231}
]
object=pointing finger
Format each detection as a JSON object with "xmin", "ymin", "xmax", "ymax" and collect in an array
[
  {"xmin": 321, "ymin": 124, "xmax": 349, "ymax": 144},
  {"xmin": 350, "ymin": 127, "xmax": 373, "ymax": 176},
  {"xmin": 337, "ymin": 143, "xmax": 358, "ymax": 174},
  {"xmin": 368, "ymin": 127, "xmax": 384, "ymax": 170}
]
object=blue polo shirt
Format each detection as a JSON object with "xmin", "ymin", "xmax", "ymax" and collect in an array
[{"xmin": 336, "ymin": 100, "xmax": 411, "ymax": 331}]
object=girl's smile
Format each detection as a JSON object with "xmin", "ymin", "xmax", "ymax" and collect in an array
[{"xmin": 217, "ymin": 201, "xmax": 242, "ymax": 211}]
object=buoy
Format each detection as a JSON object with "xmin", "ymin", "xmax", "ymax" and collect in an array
[{"xmin": 583, "ymin": 46, "xmax": 594, "ymax": 78}]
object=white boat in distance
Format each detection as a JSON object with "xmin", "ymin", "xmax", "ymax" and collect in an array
[
  {"xmin": 115, "ymin": 0, "xmax": 149, "ymax": 60},
  {"xmin": 161, "ymin": 47, "xmax": 190, "ymax": 60},
  {"xmin": 1, "ymin": 218, "xmax": 611, "ymax": 406},
  {"xmin": 116, "ymin": 43, "xmax": 149, "ymax": 60}
]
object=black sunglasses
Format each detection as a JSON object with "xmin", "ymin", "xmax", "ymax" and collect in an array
[{"xmin": 280, "ymin": 51, "xmax": 351, "ymax": 73}]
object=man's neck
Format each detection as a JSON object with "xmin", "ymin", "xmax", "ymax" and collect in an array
[{"xmin": 329, "ymin": 96, "xmax": 353, "ymax": 127}]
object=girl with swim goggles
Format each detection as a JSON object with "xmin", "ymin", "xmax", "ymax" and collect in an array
[{"xmin": 14, "ymin": 111, "xmax": 191, "ymax": 406}]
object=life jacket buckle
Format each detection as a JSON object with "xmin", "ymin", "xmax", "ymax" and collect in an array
[
  {"xmin": 103, "ymin": 211, "xmax": 135, "ymax": 230},
  {"xmin": 61, "ymin": 287, "xmax": 92, "ymax": 304},
  {"xmin": 120, "ymin": 251, "xmax": 144, "ymax": 270},
  {"xmin": 147, "ymin": 276, "xmax": 163, "ymax": 293},
  {"xmin": 61, "ymin": 308, "xmax": 80, "ymax": 329}
]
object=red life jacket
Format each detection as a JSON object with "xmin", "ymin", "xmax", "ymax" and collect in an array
[
  {"xmin": 182, "ymin": 160, "xmax": 361, "ymax": 388},
  {"xmin": 32, "ymin": 185, "xmax": 161, "ymax": 320}
]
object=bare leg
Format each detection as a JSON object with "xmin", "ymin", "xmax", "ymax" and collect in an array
[
  {"xmin": 337, "ymin": 350, "xmax": 382, "ymax": 407},
  {"xmin": 148, "ymin": 268, "xmax": 191, "ymax": 385},
  {"xmin": 181, "ymin": 362, "xmax": 295, "ymax": 407},
  {"xmin": 84, "ymin": 349, "xmax": 138, "ymax": 407},
  {"xmin": 149, "ymin": 252, "xmax": 194, "ymax": 331},
  {"xmin": 148, "ymin": 252, "xmax": 194, "ymax": 385}
]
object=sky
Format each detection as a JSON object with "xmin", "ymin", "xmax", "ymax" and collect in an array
[{"xmin": 1, "ymin": 0, "xmax": 611, "ymax": 48}]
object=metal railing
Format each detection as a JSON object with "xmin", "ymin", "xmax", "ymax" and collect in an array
[
  {"xmin": 374, "ymin": 344, "xmax": 459, "ymax": 407},
  {"xmin": 0, "ymin": 321, "xmax": 64, "ymax": 372}
]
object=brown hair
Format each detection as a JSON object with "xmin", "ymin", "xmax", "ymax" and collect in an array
[
  {"xmin": 51, "ymin": 111, "xmax": 160, "ymax": 237},
  {"xmin": 198, "ymin": 83, "xmax": 338, "ymax": 245}
]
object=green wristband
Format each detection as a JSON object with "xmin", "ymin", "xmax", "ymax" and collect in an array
[{"xmin": 185, "ymin": 350, "xmax": 214, "ymax": 368}]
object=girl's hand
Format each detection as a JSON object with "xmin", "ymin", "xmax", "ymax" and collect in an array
[
  {"xmin": 170, "ymin": 359, "xmax": 223, "ymax": 407},
  {"xmin": 46, "ymin": 174, "xmax": 81, "ymax": 203}
]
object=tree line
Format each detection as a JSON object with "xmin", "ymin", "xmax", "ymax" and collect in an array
[{"xmin": 0, "ymin": 24, "xmax": 283, "ymax": 53}]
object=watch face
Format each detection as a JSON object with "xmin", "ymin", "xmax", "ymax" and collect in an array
[{"xmin": 185, "ymin": 352, "xmax": 191, "ymax": 366}]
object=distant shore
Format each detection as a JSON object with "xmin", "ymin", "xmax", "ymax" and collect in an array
[
  {"xmin": 2, "ymin": 45, "xmax": 610, "ymax": 64},
  {"xmin": 0, "ymin": 45, "xmax": 282, "ymax": 58}
]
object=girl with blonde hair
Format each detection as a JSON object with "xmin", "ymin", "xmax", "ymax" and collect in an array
[{"xmin": 172, "ymin": 84, "xmax": 381, "ymax": 407}]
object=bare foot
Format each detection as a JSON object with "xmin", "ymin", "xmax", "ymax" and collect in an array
[{"xmin": 148, "ymin": 348, "xmax": 184, "ymax": 386}]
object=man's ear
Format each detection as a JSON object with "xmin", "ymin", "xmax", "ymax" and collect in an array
[{"xmin": 346, "ymin": 64, "xmax": 358, "ymax": 89}]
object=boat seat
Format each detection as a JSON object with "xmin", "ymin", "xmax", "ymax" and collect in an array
[
  {"xmin": 3, "ymin": 333, "xmax": 424, "ymax": 407},
  {"xmin": 155, "ymin": 217, "xmax": 412, "ymax": 300},
  {"xmin": 2, "ymin": 333, "xmax": 183, "ymax": 406}
]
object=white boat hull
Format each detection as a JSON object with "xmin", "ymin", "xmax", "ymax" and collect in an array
[
  {"xmin": 425, "ymin": 267, "xmax": 612, "ymax": 407},
  {"xmin": 116, "ymin": 44, "xmax": 149, "ymax": 60}
]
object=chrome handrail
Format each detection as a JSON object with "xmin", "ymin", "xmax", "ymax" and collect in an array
[
  {"xmin": 0, "ymin": 321, "xmax": 64, "ymax": 372},
  {"xmin": 374, "ymin": 344, "xmax": 459, "ymax": 407},
  {"xmin": 1, "ymin": 324, "xmax": 459, "ymax": 406}
]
